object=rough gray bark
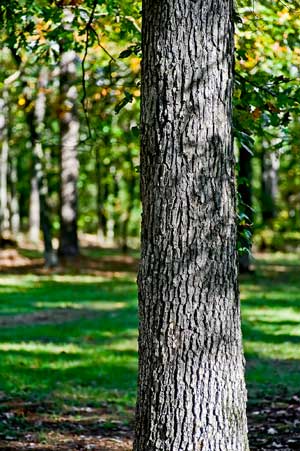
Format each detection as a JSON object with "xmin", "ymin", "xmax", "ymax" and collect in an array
[
  {"xmin": 135, "ymin": 1, "xmax": 249, "ymax": 450},
  {"xmin": 261, "ymin": 146, "xmax": 279, "ymax": 223},
  {"xmin": 58, "ymin": 49, "xmax": 80, "ymax": 257},
  {"xmin": 30, "ymin": 68, "xmax": 57, "ymax": 266},
  {"xmin": 0, "ymin": 89, "xmax": 10, "ymax": 234}
]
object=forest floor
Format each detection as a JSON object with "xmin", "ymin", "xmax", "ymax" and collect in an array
[{"xmin": 0, "ymin": 244, "xmax": 299, "ymax": 450}]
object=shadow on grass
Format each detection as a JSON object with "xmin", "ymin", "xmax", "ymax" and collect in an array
[
  {"xmin": 0, "ymin": 252, "xmax": 299, "ymax": 449},
  {"xmin": 0, "ymin": 277, "xmax": 138, "ymax": 410},
  {"xmin": 0, "ymin": 258, "xmax": 299, "ymax": 414},
  {"xmin": 242, "ymin": 321, "xmax": 300, "ymax": 344},
  {"xmin": 240, "ymin": 266, "xmax": 300, "ymax": 399},
  {"xmin": 0, "ymin": 278, "xmax": 137, "ymax": 314}
]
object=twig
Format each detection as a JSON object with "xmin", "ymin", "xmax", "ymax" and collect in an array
[
  {"xmin": 124, "ymin": 15, "xmax": 141, "ymax": 33},
  {"xmin": 89, "ymin": 26, "xmax": 116, "ymax": 62}
]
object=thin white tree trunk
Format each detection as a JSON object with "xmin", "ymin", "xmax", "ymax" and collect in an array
[
  {"xmin": 0, "ymin": 89, "xmax": 10, "ymax": 233},
  {"xmin": 9, "ymin": 152, "xmax": 20, "ymax": 236},
  {"xmin": 261, "ymin": 144, "xmax": 279, "ymax": 222},
  {"xmin": 29, "ymin": 174, "xmax": 40, "ymax": 243}
]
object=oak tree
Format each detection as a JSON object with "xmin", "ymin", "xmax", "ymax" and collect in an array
[{"xmin": 135, "ymin": 1, "xmax": 249, "ymax": 450}]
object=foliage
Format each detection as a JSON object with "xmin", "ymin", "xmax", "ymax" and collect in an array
[
  {"xmin": 233, "ymin": 0, "xmax": 300, "ymax": 251},
  {"xmin": 0, "ymin": 0, "xmax": 300, "ymax": 250},
  {"xmin": 0, "ymin": 1, "xmax": 141, "ymax": 245}
]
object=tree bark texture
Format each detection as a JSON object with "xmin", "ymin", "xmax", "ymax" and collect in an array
[
  {"xmin": 58, "ymin": 49, "xmax": 79, "ymax": 257},
  {"xmin": 135, "ymin": 1, "xmax": 249, "ymax": 451}
]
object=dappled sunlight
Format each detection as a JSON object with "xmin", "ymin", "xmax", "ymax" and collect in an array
[
  {"xmin": 0, "ymin": 268, "xmax": 139, "ymax": 422},
  {"xmin": 240, "ymin": 255, "xmax": 300, "ymax": 400},
  {"xmin": 0, "ymin": 342, "xmax": 82, "ymax": 354},
  {"xmin": 0, "ymin": 251, "xmax": 300, "ymax": 449},
  {"xmin": 33, "ymin": 301, "xmax": 127, "ymax": 310}
]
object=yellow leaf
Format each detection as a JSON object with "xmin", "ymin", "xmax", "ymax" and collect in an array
[{"xmin": 18, "ymin": 97, "xmax": 26, "ymax": 106}]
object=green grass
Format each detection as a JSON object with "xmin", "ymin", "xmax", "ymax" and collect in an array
[
  {"xmin": 0, "ymin": 274, "xmax": 138, "ymax": 410},
  {"xmin": 241, "ymin": 257, "xmax": 300, "ymax": 401},
  {"xmin": 0, "ymin": 252, "xmax": 299, "ymax": 414}
]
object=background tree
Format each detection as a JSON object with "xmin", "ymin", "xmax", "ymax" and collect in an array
[
  {"xmin": 58, "ymin": 8, "xmax": 80, "ymax": 258},
  {"xmin": 0, "ymin": 88, "xmax": 10, "ymax": 236},
  {"xmin": 58, "ymin": 49, "xmax": 80, "ymax": 257},
  {"xmin": 30, "ymin": 67, "xmax": 57, "ymax": 266}
]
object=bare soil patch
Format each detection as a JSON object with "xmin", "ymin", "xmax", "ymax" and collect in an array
[
  {"xmin": 0, "ymin": 402, "xmax": 133, "ymax": 451},
  {"xmin": 0, "ymin": 248, "xmax": 138, "ymax": 276}
]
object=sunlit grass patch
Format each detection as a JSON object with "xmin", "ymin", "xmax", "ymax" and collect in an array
[
  {"xmin": 0, "ymin": 252, "xmax": 299, "ymax": 412},
  {"xmin": 254, "ymin": 252, "xmax": 300, "ymax": 267},
  {"xmin": 241, "ymin": 252, "xmax": 300, "ymax": 399},
  {"xmin": 0, "ymin": 272, "xmax": 138, "ymax": 409}
]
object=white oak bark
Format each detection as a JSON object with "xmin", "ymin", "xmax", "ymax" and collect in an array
[{"xmin": 135, "ymin": 1, "xmax": 249, "ymax": 450}]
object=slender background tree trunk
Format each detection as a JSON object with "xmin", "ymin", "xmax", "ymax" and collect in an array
[
  {"xmin": 8, "ymin": 149, "xmax": 20, "ymax": 237},
  {"xmin": 29, "ymin": 173, "xmax": 40, "ymax": 243},
  {"xmin": 238, "ymin": 144, "xmax": 253, "ymax": 273},
  {"xmin": 58, "ymin": 48, "xmax": 80, "ymax": 257},
  {"xmin": 135, "ymin": 1, "xmax": 249, "ymax": 450},
  {"xmin": 122, "ymin": 155, "xmax": 136, "ymax": 252},
  {"xmin": 95, "ymin": 146, "xmax": 107, "ymax": 244},
  {"xmin": 261, "ymin": 146, "xmax": 279, "ymax": 224},
  {"xmin": 0, "ymin": 89, "xmax": 10, "ymax": 235},
  {"xmin": 31, "ymin": 68, "xmax": 56, "ymax": 266}
]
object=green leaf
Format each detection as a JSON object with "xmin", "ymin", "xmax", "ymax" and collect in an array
[
  {"xmin": 114, "ymin": 91, "xmax": 133, "ymax": 114},
  {"xmin": 119, "ymin": 48, "xmax": 133, "ymax": 58}
]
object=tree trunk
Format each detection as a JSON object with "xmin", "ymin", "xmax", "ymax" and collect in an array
[
  {"xmin": 29, "ymin": 174, "xmax": 40, "ymax": 243},
  {"xmin": 95, "ymin": 146, "xmax": 107, "ymax": 243},
  {"xmin": 31, "ymin": 68, "xmax": 56, "ymax": 266},
  {"xmin": 113, "ymin": 173, "xmax": 120, "ymax": 244},
  {"xmin": 135, "ymin": 1, "xmax": 249, "ymax": 450},
  {"xmin": 0, "ymin": 89, "xmax": 10, "ymax": 234},
  {"xmin": 122, "ymin": 157, "xmax": 136, "ymax": 252},
  {"xmin": 238, "ymin": 144, "xmax": 253, "ymax": 273},
  {"xmin": 58, "ymin": 49, "xmax": 80, "ymax": 257},
  {"xmin": 261, "ymin": 146, "xmax": 279, "ymax": 223},
  {"xmin": 9, "ymin": 150, "xmax": 20, "ymax": 237}
]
